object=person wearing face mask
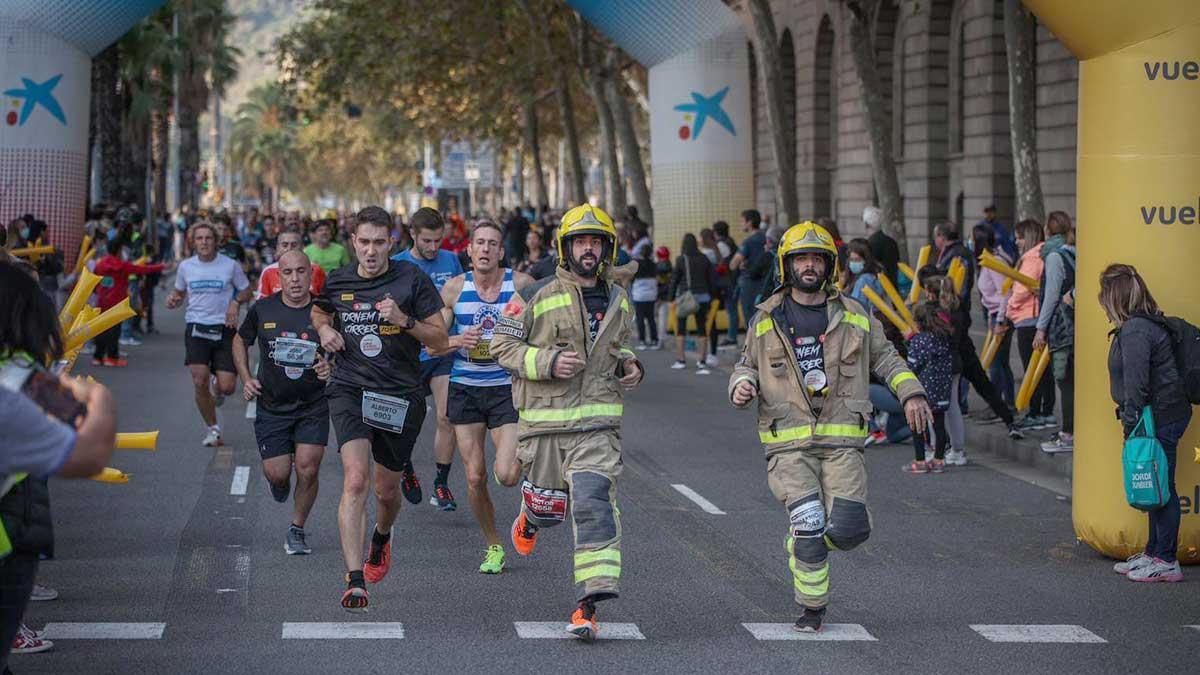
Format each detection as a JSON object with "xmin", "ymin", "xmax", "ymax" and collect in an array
[
  {"xmin": 839, "ymin": 238, "xmax": 885, "ymax": 307},
  {"xmin": 729, "ymin": 221, "xmax": 931, "ymax": 633}
]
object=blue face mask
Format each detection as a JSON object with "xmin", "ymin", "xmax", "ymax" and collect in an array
[{"xmin": 848, "ymin": 261, "xmax": 865, "ymax": 275}]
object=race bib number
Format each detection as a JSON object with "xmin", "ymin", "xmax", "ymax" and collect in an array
[
  {"xmin": 191, "ymin": 324, "xmax": 224, "ymax": 342},
  {"xmin": 362, "ymin": 391, "xmax": 409, "ymax": 433},
  {"xmin": 272, "ymin": 337, "xmax": 318, "ymax": 368},
  {"xmin": 467, "ymin": 339, "xmax": 492, "ymax": 362},
  {"xmin": 521, "ymin": 480, "xmax": 568, "ymax": 523}
]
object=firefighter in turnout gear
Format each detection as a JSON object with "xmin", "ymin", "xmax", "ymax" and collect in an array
[
  {"xmin": 728, "ymin": 221, "xmax": 932, "ymax": 633},
  {"xmin": 490, "ymin": 204, "xmax": 644, "ymax": 642}
]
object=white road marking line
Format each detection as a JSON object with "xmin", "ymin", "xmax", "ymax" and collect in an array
[
  {"xmin": 670, "ymin": 484, "xmax": 726, "ymax": 515},
  {"xmin": 43, "ymin": 623, "xmax": 166, "ymax": 640},
  {"xmin": 230, "ymin": 465, "xmax": 250, "ymax": 495},
  {"xmin": 741, "ymin": 623, "xmax": 878, "ymax": 641},
  {"xmin": 970, "ymin": 624, "xmax": 1106, "ymax": 643},
  {"xmin": 281, "ymin": 622, "xmax": 405, "ymax": 639},
  {"xmin": 1186, "ymin": 625, "xmax": 1200, "ymax": 631},
  {"xmin": 514, "ymin": 621, "xmax": 645, "ymax": 640},
  {"xmin": 245, "ymin": 399, "xmax": 256, "ymax": 419}
]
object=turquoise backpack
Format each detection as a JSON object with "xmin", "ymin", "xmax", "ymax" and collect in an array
[{"xmin": 1122, "ymin": 406, "xmax": 1171, "ymax": 511}]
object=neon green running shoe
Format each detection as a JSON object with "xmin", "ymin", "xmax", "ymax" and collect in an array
[{"xmin": 479, "ymin": 544, "xmax": 506, "ymax": 574}]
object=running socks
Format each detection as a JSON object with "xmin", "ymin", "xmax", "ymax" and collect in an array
[
  {"xmin": 435, "ymin": 462, "xmax": 452, "ymax": 485},
  {"xmin": 346, "ymin": 570, "xmax": 366, "ymax": 589},
  {"xmin": 372, "ymin": 527, "xmax": 391, "ymax": 548}
]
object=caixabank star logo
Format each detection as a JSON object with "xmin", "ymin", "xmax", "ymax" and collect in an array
[
  {"xmin": 4, "ymin": 74, "xmax": 67, "ymax": 127},
  {"xmin": 673, "ymin": 86, "xmax": 735, "ymax": 141}
]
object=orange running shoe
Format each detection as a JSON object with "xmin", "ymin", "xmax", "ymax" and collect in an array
[
  {"xmin": 510, "ymin": 512, "xmax": 538, "ymax": 556},
  {"xmin": 102, "ymin": 358, "xmax": 128, "ymax": 367},
  {"xmin": 567, "ymin": 601, "xmax": 598, "ymax": 642},
  {"xmin": 363, "ymin": 529, "xmax": 392, "ymax": 584}
]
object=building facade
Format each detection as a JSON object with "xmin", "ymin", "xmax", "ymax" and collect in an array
[{"xmin": 747, "ymin": 0, "xmax": 1077, "ymax": 255}]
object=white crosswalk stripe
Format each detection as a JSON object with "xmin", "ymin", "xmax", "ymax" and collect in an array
[
  {"xmin": 281, "ymin": 622, "xmax": 405, "ymax": 639},
  {"xmin": 970, "ymin": 624, "xmax": 1106, "ymax": 643},
  {"xmin": 741, "ymin": 623, "xmax": 878, "ymax": 641},
  {"xmin": 514, "ymin": 621, "xmax": 645, "ymax": 640},
  {"xmin": 42, "ymin": 623, "xmax": 166, "ymax": 640},
  {"xmin": 230, "ymin": 465, "xmax": 249, "ymax": 495}
]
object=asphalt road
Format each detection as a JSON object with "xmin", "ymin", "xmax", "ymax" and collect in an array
[{"xmin": 15, "ymin": 308, "xmax": 1199, "ymax": 674}]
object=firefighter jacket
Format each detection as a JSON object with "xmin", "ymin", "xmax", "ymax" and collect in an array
[
  {"xmin": 492, "ymin": 265, "xmax": 642, "ymax": 440},
  {"xmin": 729, "ymin": 289, "xmax": 925, "ymax": 456}
]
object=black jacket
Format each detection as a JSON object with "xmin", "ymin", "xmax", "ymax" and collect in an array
[
  {"xmin": 670, "ymin": 254, "xmax": 717, "ymax": 300},
  {"xmin": 1108, "ymin": 314, "xmax": 1192, "ymax": 435},
  {"xmin": 0, "ymin": 476, "xmax": 54, "ymax": 558}
]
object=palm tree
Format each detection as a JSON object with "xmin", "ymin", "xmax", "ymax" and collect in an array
[
  {"xmin": 229, "ymin": 83, "xmax": 303, "ymax": 212},
  {"xmin": 118, "ymin": 8, "xmax": 175, "ymax": 211},
  {"xmin": 175, "ymin": 0, "xmax": 240, "ymax": 210}
]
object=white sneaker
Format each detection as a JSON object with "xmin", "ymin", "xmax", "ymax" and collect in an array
[
  {"xmin": 671, "ymin": 360, "xmax": 687, "ymax": 370},
  {"xmin": 944, "ymin": 449, "xmax": 968, "ymax": 466},
  {"xmin": 695, "ymin": 364, "xmax": 711, "ymax": 375},
  {"xmin": 924, "ymin": 448, "xmax": 935, "ymax": 463},
  {"xmin": 635, "ymin": 343, "xmax": 648, "ymax": 351},
  {"xmin": 704, "ymin": 354, "xmax": 720, "ymax": 367},
  {"xmin": 202, "ymin": 426, "xmax": 222, "ymax": 447},
  {"xmin": 1126, "ymin": 557, "xmax": 1183, "ymax": 583},
  {"xmin": 11, "ymin": 623, "xmax": 53, "ymax": 654},
  {"xmin": 1113, "ymin": 552, "xmax": 1153, "ymax": 575},
  {"xmin": 30, "ymin": 583, "xmax": 58, "ymax": 602}
]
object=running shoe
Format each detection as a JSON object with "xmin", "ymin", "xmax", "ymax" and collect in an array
[
  {"xmin": 902, "ymin": 460, "xmax": 929, "ymax": 474},
  {"xmin": 91, "ymin": 358, "xmax": 104, "ymax": 367},
  {"xmin": 479, "ymin": 544, "xmax": 506, "ymax": 574},
  {"xmin": 202, "ymin": 426, "xmax": 222, "ymax": 447},
  {"xmin": 400, "ymin": 469, "xmax": 423, "ymax": 505},
  {"xmin": 11, "ymin": 623, "xmax": 53, "ymax": 654},
  {"xmin": 1126, "ymin": 558, "xmax": 1183, "ymax": 583},
  {"xmin": 511, "ymin": 512, "xmax": 538, "ymax": 556},
  {"xmin": 118, "ymin": 336, "xmax": 143, "ymax": 347},
  {"xmin": 102, "ymin": 357, "xmax": 128, "ymax": 367},
  {"xmin": 285, "ymin": 525, "xmax": 311, "ymax": 555},
  {"xmin": 1113, "ymin": 552, "xmax": 1153, "ymax": 575},
  {"xmin": 1006, "ymin": 424, "xmax": 1026, "ymax": 440},
  {"xmin": 696, "ymin": 363, "xmax": 710, "ymax": 375},
  {"xmin": 341, "ymin": 575, "xmax": 370, "ymax": 613},
  {"xmin": 363, "ymin": 528, "xmax": 392, "ymax": 583},
  {"xmin": 269, "ymin": 476, "xmax": 290, "ymax": 503},
  {"xmin": 863, "ymin": 430, "xmax": 887, "ymax": 448},
  {"xmin": 944, "ymin": 449, "xmax": 968, "ymax": 466},
  {"xmin": 635, "ymin": 343, "xmax": 648, "ymax": 351},
  {"xmin": 429, "ymin": 483, "xmax": 457, "ymax": 511},
  {"xmin": 1034, "ymin": 415, "xmax": 1059, "ymax": 431},
  {"xmin": 704, "ymin": 354, "xmax": 720, "ymax": 367},
  {"xmin": 793, "ymin": 606, "xmax": 826, "ymax": 633},
  {"xmin": 30, "ymin": 583, "xmax": 58, "ymax": 602},
  {"xmin": 567, "ymin": 601, "xmax": 598, "ymax": 642},
  {"xmin": 1040, "ymin": 433, "xmax": 1074, "ymax": 454},
  {"xmin": 670, "ymin": 360, "xmax": 687, "ymax": 370},
  {"xmin": 928, "ymin": 459, "xmax": 946, "ymax": 473}
]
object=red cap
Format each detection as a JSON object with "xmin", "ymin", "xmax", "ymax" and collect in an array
[{"xmin": 655, "ymin": 246, "xmax": 669, "ymax": 261}]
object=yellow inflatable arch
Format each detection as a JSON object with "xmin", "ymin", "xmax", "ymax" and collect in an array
[{"xmin": 1024, "ymin": 1, "xmax": 1200, "ymax": 562}]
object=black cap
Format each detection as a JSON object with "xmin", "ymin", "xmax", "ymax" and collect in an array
[{"xmin": 983, "ymin": 204, "xmax": 996, "ymax": 213}]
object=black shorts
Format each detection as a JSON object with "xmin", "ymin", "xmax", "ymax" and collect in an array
[
  {"xmin": 447, "ymin": 381, "xmax": 518, "ymax": 428},
  {"xmin": 253, "ymin": 405, "xmax": 330, "ymax": 460},
  {"xmin": 419, "ymin": 356, "xmax": 453, "ymax": 396},
  {"xmin": 327, "ymin": 384, "xmax": 426, "ymax": 472},
  {"xmin": 184, "ymin": 323, "xmax": 237, "ymax": 373}
]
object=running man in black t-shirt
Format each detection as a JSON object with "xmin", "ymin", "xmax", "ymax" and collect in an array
[
  {"xmin": 233, "ymin": 250, "xmax": 330, "ymax": 556},
  {"xmin": 311, "ymin": 207, "xmax": 449, "ymax": 613}
]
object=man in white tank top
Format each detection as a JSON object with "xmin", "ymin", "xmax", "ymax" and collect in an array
[{"xmin": 434, "ymin": 221, "xmax": 533, "ymax": 575}]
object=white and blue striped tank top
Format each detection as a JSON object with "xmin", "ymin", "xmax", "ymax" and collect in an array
[{"xmin": 450, "ymin": 269, "xmax": 516, "ymax": 387}]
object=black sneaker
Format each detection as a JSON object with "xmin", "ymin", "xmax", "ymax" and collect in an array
[
  {"xmin": 1007, "ymin": 424, "xmax": 1026, "ymax": 440},
  {"xmin": 793, "ymin": 606, "xmax": 826, "ymax": 633},
  {"xmin": 429, "ymin": 483, "xmax": 457, "ymax": 511},
  {"xmin": 269, "ymin": 476, "xmax": 291, "ymax": 503},
  {"xmin": 401, "ymin": 469, "xmax": 423, "ymax": 505}
]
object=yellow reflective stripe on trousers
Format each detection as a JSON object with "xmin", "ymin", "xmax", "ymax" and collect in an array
[
  {"xmin": 532, "ymin": 293, "xmax": 572, "ymax": 318},
  {"xmin": 0, "ymin": 473, "xmax": 28, "ymax": 559},
  {"xmin": 520, "ymin": 403, "xmax": 623, "ymax": 423},
  {"xmin": 574, "ymin": 564, "xmax": 621, "ymax": 583},
  {"xmin": 760, "ymin": 423, "xmax": 867, "ymax": 443},
  {"xmin": 890, "ymin": 371, "xmax": 917, "ymax": 390},
  {"xmin": 575, "ymin": 549, "xmax": 621, "ymax": 566},
  {"xmin": 524, "ymin": 347, "xmax": 540, "ymax": 380},
  {"xmin": 842, "ymin": 312, "xmax": 870, "ymax": 332},
  {"xmin": 755, "ymin": 317, "xmax": 774, "ymax": 337},
  {"xmin": 789, "ymin": 559, "xmax": 830, "ymax": 596}
]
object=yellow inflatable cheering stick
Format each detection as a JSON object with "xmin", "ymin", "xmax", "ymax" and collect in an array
[
  {"xmin": 898, "ymin": 262, "xmax": 916, "ymax": 283},
  {"xmin": 116, "ymin": 431, "xmax": 159, "ymax": 451},
  {"xmin": 861, "ymin": 287, "xmax": 912, "ymax": 336},
  {"xmin": 979, "ymin": 250, "xmax": 1040, "ymax": 291},
  {"xmin": 877, "ymin": 274, "xmax": 914, "ymax": 328},
  {"xmin": 9, "ymin": 245, "xmax": 55, "ymax": 259},
  {"xmin": 90, "ymin": 468, "xmax": 130, "ymax": 484},
  {"xmin": 906, "ymin": 246, "xmax": 931, "ymax": 305},
  {"xmin": 1015, "ymin": 346, "xmax": 1051, "ymax": 412},
  {"xmin": 63, "ymin": 298, "xmax": 136, "ymax": 354},
  {"xmin": 59, "ymin": 268, "xmax": 103, "ymax": 329}
]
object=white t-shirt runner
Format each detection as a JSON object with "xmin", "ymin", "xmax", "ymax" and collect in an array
[{"xmin": 174, "ymin": 254, "xmax": 250, "ymax": 325}]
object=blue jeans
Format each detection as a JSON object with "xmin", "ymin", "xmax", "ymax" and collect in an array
[
  {"xmin": 737, "ymin": 281, "xmax": 759, "ymax": 337},
  {"xmin": 869, "ymin": 383, "xmax": 913, "ymax": 443},
  {"xmin": 1145, "ymin": 414, "xmax": 1193, "ymax": 563},
  {"xmin": 725, "ymin": 287, "xmax": 740, "ymax": 341}
]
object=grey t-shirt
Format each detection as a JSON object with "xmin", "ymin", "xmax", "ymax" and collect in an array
[{"xmin": 0, "ymin": 387, "xmax": 74, "ymax": 478}]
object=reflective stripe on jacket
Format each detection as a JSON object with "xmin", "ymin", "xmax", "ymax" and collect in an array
[
  {"xmin": 492, "ymin": 265, "xmax": 640, "ymax": 439},
  {"xmin": 728, "ymin": 290, "xmax": 925, "ymax": 456}
]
